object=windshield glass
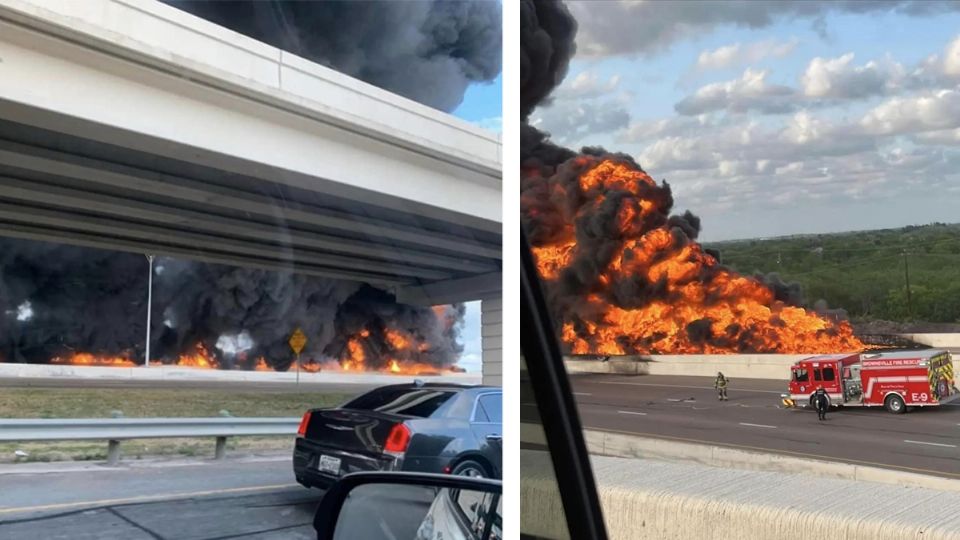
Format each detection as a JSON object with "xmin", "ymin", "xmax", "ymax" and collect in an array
[
  {"xmin": 0, "ymin": 1, "xmax": 501, "ymax": 537},
  {"xmin": 521, "ymin": 0, "xmax": 960, "ymax": 538}
]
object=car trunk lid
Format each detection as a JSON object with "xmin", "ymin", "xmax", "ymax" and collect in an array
[{"xmin": 303, "ymin": 408, "xmax": 407, "ymax": 455}]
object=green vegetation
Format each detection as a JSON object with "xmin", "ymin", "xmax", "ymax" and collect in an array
[
  {"xmin": 0, "ymin": 388, "xmax": 351, "ymax": 419},
  {"xmin": 705, "ymin": 223, "xmax": 960, "ymax": 324},
  {"xmin": 0, "ymin": 388, "xmax": 352, "ymax": 463}
]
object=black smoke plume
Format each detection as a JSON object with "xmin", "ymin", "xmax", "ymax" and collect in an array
[
  {"xmin": 520, "ymin": 0, "xmax": 854, "ymax": 354},
  {"xmin": 520, "ymin": 0, "xmax": 576, "ymax": 121},
  {"xmin": 323, "ymin": 286, "xmax": 466, "ymax": 371},
  {"xmin": 167, "ymin": 0, "xmax": 502, "ymax": 113},
  {"xmin": 0, "ymin": 238, "xmax": 465, "ymax": 369}
]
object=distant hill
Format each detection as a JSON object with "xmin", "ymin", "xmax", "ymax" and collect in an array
[{"xmin": 704, "ymin": 223, "xmax": 960, "ymax": 325}]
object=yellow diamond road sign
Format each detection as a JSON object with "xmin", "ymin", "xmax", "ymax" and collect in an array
[{"xmin": 289, "ymin": 328, "xmax": 307, "ymax": 355}]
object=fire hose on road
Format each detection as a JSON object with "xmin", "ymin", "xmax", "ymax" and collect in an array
[{"xmin": 0, "ymin": 417, "xmax": 300, "ymax": 465}]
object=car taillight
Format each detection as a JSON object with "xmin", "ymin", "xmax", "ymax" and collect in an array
[
  {"xmin": 384, "ymin": 423, "xmax": 411, "ymax": 454},
  {"xmin": 297, "ymin": 411, "xmax": 312, "ymax": 437}
]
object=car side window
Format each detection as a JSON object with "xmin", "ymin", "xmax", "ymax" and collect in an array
[
  {"xmin": 823, "ymin": 367, "xmax": 835, "ymax": 381},
  {"xmin": 794, "ymin": 369, "xmax": 808, "ymax": 382},
  {"xmin": 477, "ymin": 394, "xmax": 502, "ymax": 423},
  {"xmin": 814, "ymin": 369, "xmax": 822, "ymax": 381},
  {"xmin": 473, "ymin": 399, "xmax": 491, "ymax": 422}
]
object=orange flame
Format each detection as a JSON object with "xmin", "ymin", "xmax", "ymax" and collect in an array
[
  {"xmin": 254, "ymin": 357, "xmax": 271, "ymax": 371},
  {"xmin": 176, "ymin": 343, "xmax": 216, "ymax": 368},
  {"xmin": 51, "ymin": 353, "xmax": 136, "ymax": 367},
  {"xmin": 34, "ymin": 305, "xmax": 465, "ymax": 374},
  {"xmin": 527, "ymin": 157, "xmax": 865, "ymax": 355}
]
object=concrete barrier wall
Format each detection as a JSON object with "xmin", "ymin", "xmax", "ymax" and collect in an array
[
  {"xmin": 897, "ymin": 333, "xmax": 960, "ymax": 348},
  {"xmin": 566, "ymin": 354, "xmax": 806, "ymax": 380},
  {"xmin": 520, "ymin": 448, "xmax": 960, "ymax": 539},
  {"xmin": 0, "ymin": 363, "xmax": 482, "ymax": 386},
  {"xmin": 584, "ymin": 428, "xmax": 960, "ymax": 492}
]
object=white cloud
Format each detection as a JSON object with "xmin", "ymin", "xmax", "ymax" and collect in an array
[
  {"xmin": 696, "ymin": 43, "xmax": 742, "ymax": 71},
  {"xmin": 944, "ymin": 35, "xmax": 960, "ymax": 76},
  {"xmin": 618, "ymin": 115, "xmax": 715, "ymax": 143},
  {"xmin": 558, "ymin": 71, "xmax": 622, "ymax": 99},
  {"xmin": 904, "ymin": 34, "xmax": 960, "ymax": 88},
  {"xmin": 532, "ymin": 99, "xmax": 631, "ymax": 145},
  {"xmin": 569, "ymin": 1, "xmax": 960, "ymax": 58},
  {"xmin": 915, "ymin": 127, "xmax": 960, "ymax": 145},
  {"xmin": 675, "ymin": 68, "xmax": 795, "ymax": 115},
  {"xmin": 531, "ymin": 69, "xmax": 631, "ymax": 145},
  {"xmin": 860, "ymin": 88, "xmax": 960, "ymax": 135},
  {"xmin": 695, "ymin": 39, "xmax": 798, "ymax": 71},
  {"xmin": 639, "ymin": 136, "xmax": 715, "ymax": 172},
  {"xmin": 472, "ymin": 116, "xmax": 502, "ymax": 133},
  {"xmin": 679, "ymin": 36, "xmax": 958, "ymax": 118},
  {"xmin": 801, "ymin": 53, "xmax": 903, "ymax": 99}
]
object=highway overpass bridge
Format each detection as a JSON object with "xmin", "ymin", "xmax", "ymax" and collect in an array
[{"xmin": 0, "ymin": 0, "xmax": 502, "ymax": 383}]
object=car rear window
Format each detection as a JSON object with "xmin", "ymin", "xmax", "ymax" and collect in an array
[{"xmin": 343, "ymin": 388, "xmax": 456, "ymax": 418}]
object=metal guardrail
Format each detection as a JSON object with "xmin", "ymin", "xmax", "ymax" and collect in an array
[{"xmin": 0, "ymin": 417, "xmax": 300, "ymax": 465}]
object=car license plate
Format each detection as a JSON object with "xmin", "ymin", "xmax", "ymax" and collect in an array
[{"xmin": 317, "ymin": 455, "xmax": 341, "ymax": 475}]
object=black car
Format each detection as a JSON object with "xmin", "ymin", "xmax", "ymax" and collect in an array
[{"xmin": 294, "ymin": 381, "xmax": 502, "ymax": 489}]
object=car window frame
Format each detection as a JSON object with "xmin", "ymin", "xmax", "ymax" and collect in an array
[
  {"xmin": 470, "ymin": 391, "xmax": 503, "ymax": 424},
  {"xmin": 823, "ymin": 366, "xmax": 835, "ymax": 381},
  {"xmin": 520, "ymin": 227, "xmax": 609, "ymax": 540}
]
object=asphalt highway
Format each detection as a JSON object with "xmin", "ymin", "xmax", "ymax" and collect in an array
[
  {"xmin": 563, "ymin": 374, "xmax": 960, "ymax": 479},
  {"xmin": 0, "ymin": 456, "xmax": 435, "ymax": 539},
  {"xmin": 0, "ymin": 457, "xmax": 318, "ymax": 539}
]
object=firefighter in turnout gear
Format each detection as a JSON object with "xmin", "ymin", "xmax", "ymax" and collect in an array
[
  {"xmin": 814, "ymin": 386, "xmax": 829, "ymax": 421},
  {"xmin": 715, "ymin": 372, "xmax": 729, "ymax": 401}
]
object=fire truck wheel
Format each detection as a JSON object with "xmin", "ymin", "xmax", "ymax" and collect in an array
[
  {"xmin": 808, "ymin": 394, "xmax": 830, "ymax": 409},
  {"xmin": 885, "ymin": 394, "xmax": 906, "ymax": 414}
]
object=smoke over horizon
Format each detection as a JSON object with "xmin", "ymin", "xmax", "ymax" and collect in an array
[
  {"xmin": 167, "ymin": 0, "xmax": 502, "ymax": 113},
  {"xmin": 520, "ymin": 0, "xmax": 861, "ymax": 354},
  {"xmin": 0, "ymin": 238, "xmax": 466, "ymax": 371}
]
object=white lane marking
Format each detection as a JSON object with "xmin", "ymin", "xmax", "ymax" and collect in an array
[
  {"xmin": 594, "ymin": 381, "xmax": 781, "ymax": 394},
  {"xmin": 573, "ymin": 392, "xmax": 592, "ymax": 396},
  {"xmin": 0, "ymin": 483, "xmax": 298, "ymax": 515},
  {"xmin": 739, "ymin": 422, "xmax": 777, "ymax": 429},
  {"xmin": 617, "ymin": 410, "xmax": 648, "ymax": 416},
  {"xmin": 904, "ymin": 440, "xmax": 957, "ymax": 448}
]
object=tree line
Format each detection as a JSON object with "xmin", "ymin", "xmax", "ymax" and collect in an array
[{"xmin": 706, "ymin": 223, "xmax": 960, "ymax": 324}]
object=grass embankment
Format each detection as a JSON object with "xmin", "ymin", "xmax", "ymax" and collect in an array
[
  {"xmin": 705, "ymin": 222, "xmax": 960, "ymax": 325},
  {"xmin": 0, "ymin": 388, "xmax": 352, "ymax": 464}
]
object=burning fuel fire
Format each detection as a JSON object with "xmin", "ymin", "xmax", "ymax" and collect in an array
[
  {"xmin": 523, "ymin": 155, "xmax": 866, "ymax": 355},
  {"xmin": 24, "ymin": 309, "xmax": 462, "ymax": 374},
  {"xmin": 51, "ymin": 353, "xmax": 137, "ymax": 368}
]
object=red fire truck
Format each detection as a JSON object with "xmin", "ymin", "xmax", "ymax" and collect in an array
[{"xmin": 785, "ymin": 350, "xmax": 958, "ymax": 414}]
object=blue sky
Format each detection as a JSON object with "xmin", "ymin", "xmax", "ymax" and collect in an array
[
  {"xmin": 533, "ymin": 1, "xmax": 960, "ymax": 241},
  {"xmin": 454, "ymin": 73, "xmax": 502, "ymax": 133}
]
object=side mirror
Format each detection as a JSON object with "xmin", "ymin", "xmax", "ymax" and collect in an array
[{"xmin": 314, "ymin": 471, "xmax": 503, "ymax": 540}]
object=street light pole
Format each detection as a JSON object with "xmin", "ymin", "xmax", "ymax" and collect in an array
[{"xmin": 145, "ymin": 254, "xmax": 155, "ymax": 367}]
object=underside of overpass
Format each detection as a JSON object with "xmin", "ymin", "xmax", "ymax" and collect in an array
[
  {"xmin": 0, "ymin": 0, "xmax": 503, "ymax": 384},
  {"xmin": 0, "ymin": 116, "xmax": 500, "ymax": 289}
]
